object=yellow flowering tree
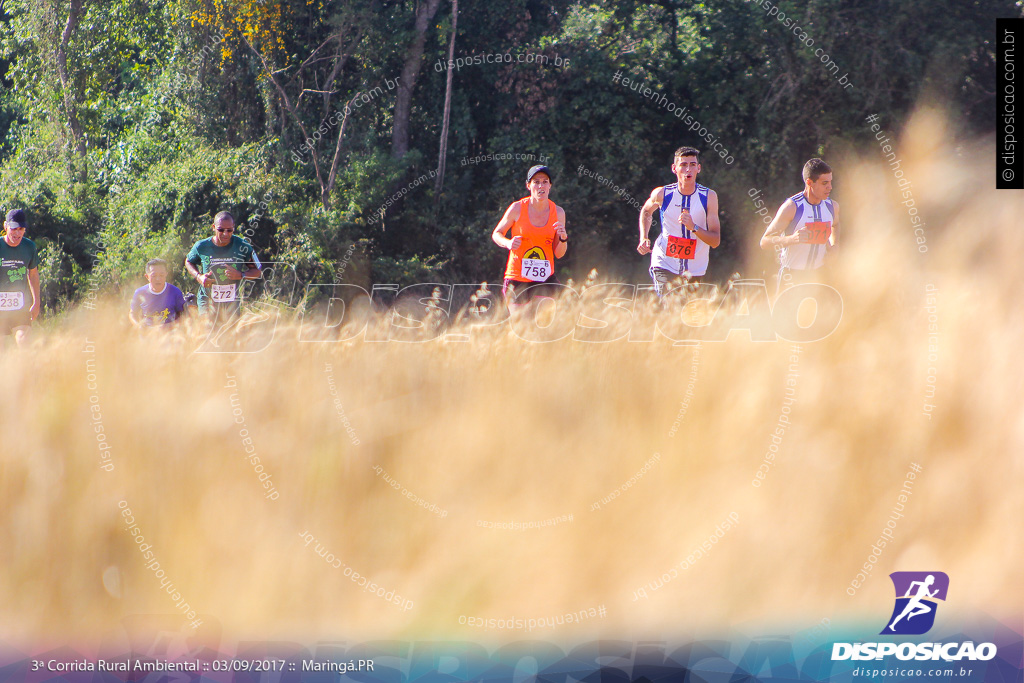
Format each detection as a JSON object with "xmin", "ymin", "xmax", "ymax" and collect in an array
[{"xmin": 180, "ymin": 0, "xmax": 286, "ymax": 64}]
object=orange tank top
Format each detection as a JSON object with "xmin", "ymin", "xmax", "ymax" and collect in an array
[{"xmin": 504, "ymin": 197, "xmax": 559, "ymax": 282}]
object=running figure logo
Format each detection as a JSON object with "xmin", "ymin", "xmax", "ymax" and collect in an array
[{"xmin": 881, "ymin": 571, "xmax": 949, "ymax": 635}]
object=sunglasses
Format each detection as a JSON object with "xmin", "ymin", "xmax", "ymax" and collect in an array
[{"xmin": 215, "ymin": 228, "xmax": 234, "ymax": 233}]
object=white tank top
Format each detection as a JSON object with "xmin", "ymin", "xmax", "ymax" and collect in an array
[
  {"xmin": 780, "ymin": 192, "xmax": 835, "ymax": 270},
  {"xmin": 651, "ymin": 183, "xmax": 711, "ymax": 276}
]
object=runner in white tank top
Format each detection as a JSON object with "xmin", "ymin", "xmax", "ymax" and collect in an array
[
  {"xmin": 638, "ymin": 147, "xmax": 722, "ymax": 296},
  {"xmin": 759, "ymin": 158, "xmax": 840, "ymax": 289}
]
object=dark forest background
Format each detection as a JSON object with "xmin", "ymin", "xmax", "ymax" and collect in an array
[{"xmin": 0, "ymin": 0, "xmax": 1013, "ymax": 310}]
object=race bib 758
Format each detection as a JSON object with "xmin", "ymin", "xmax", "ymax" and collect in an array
[{"xmin": 520, "ymin": 258, "xmax": 551, "ymax": 282}]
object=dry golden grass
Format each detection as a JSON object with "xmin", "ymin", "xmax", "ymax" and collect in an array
[{"xmin": 1, "ymin": 110, "xmax": 1021, "ymax": 649}]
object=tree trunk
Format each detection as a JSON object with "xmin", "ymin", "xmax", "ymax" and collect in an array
[
  {"xmin": 241, "ymin": 25, "xmax": 366, "ymax": 211},
  {"xmin": 434, "ymin": 0, "xmax": 458, "ymax": 195},
  {"xmin": 53, "ymin": 0, "xmax": 87, "ymax": 179},
  {"xmin": 391, "ymin": 0, "xmax": 444, "ymax": 160},
  {"xmin": 325, "ymin": 93, "xmax": 360, "ymax": 208}
]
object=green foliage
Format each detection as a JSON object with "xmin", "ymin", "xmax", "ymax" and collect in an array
[
  {"xmin": 372, "ymin": 253, "xmax": 448, "ymax": 285},
  {"xmin": 0, "ymin": 0, "xmax": 1016, "ymax": 300},
  {"xmin": 35, "ymin": 237, "xmax": 85, "ymax": 313},
  {"xmin": 98, "ymin": 140, "xmax": 293, "ymax": 284}
]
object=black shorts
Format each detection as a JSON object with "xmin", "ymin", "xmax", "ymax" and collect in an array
[
  {"xmin": 0, "ymin": 308, "xmax": 32, "ymax": 336},
  {"xmin": 502, "ymin": 275, "xmax": 561, "ymax": 304}
]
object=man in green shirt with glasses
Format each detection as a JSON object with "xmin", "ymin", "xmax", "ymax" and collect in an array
[{"xmin": 184, "ymin": 212, "xmax": 262, "ymax": 316}]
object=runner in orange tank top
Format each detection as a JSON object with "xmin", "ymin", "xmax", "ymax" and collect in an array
[{"xmin": 491, "ymin": 165, "xmax": 568, "ymax": 312}]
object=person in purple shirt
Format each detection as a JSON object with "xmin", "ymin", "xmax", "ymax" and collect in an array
[{"xmin": 129, "ymin": 259, "xmax": 186, "ymax": 327}]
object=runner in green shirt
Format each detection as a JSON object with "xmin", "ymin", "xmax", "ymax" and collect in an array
[
  {"xmin": 0, "ymin": 209, "xmax": 41, "ymax": 347},
  {"xmin": 184, "ymin": 212, "xmax": 262, "ymax": 314}
]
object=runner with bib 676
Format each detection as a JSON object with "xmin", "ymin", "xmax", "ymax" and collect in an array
[{"xmin": 638, "ymin": 147, "xmax": 722, "ymax": 295}]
